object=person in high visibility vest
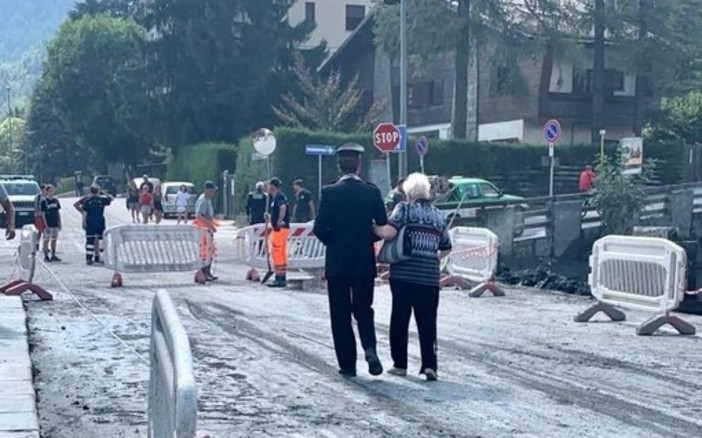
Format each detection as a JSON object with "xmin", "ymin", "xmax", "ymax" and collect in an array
[
  {"xmin": 265, "ymin": 177, "xmax": 290, "ymax": 288},
  {"xmin": 193, "ymin": 181, "xmax": 218, "ymax": 281}
]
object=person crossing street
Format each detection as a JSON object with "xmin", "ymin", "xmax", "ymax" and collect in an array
[
  {"xmin": 313, "ymin": 142, "xmax": 387, "ymax": 378},
  {"xmin": 74, "ymin": 185, "xmax": 113, "ymax": 265},
  {"xmin": 266, "ymin": 178, "xmax": 290, "ymax": 288}
]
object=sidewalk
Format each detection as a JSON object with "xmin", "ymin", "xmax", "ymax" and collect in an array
[{"xmin": 0, "ymin": 296, "xmax": 39, "ymax": 438}]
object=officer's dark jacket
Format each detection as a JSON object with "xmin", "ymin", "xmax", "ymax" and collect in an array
[{"xmin": 313, "ymin": 176, "xmax": 387, "ymax": 278}]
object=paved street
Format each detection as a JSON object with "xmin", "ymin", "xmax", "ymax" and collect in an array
[{"xmin": 3, "ymin": 197, "xmax": 702, "ymax": 437}]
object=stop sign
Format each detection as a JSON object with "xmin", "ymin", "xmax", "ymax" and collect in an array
[{"xmin": 373, "ymin": 123, "xmax": 401, "ymax": 153}]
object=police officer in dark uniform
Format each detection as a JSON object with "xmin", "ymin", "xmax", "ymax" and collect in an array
[
  {"xmin": 313, "ymin": 142, "xmax": 388, "ymax": 377},
  {"xmin": 74, "ymin": 185, "xmax": 113, "ymax": 265}
]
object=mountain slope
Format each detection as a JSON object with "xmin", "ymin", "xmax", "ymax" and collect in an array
[{"xmin": 0, "ymin": 0, "xmax": 77, "ymax": 115}]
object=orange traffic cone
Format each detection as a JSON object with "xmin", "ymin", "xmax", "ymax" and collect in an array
[{"xmin": 111, "ymin": 273, "xmax": 123, "ymax": 288}]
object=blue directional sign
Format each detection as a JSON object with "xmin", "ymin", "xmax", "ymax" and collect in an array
[
  {"xmin": 543, "ymin": 119, "xmax": 562, "ymax": 144},
  {"xmin": 415, "ymin": 136, "xmax": 429, "ymax": 156},
  {"xmin": 398, "ymin": 124, "xmax": 408, "ymax": 152},
  {"xmin": 305, "ymin": 144, "xmax": 336, "ymax": 156}
]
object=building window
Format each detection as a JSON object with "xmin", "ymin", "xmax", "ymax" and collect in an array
[
  {"xmin": 606, "ymin": 69, "xmax": 625, "ymax": 93},
  {"xmin": 345, "ymin": 5, "xmax": 365, "ymax": 31},
  {"xmin": 305, "ymin": 2, "xmax": 316, "ymax": 24},
  {"xmin": 494, "ymin": 66, "xmax": 515, "ymax": 96},
  {"xmin": 407, "ymin": 81, "xmax": 444, "ymax": 108},
  {"xmin": 429, "ymin": 80, "xmax": 444, "ymax": 106},
  {"xmin": 572, "ymin": 68, "xmax": 593, "ymax": 96}
]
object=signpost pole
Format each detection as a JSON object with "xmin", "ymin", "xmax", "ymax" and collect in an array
[
  {"xmin": 419, "ymin": 155, "xmax": 425, "ymax": 174},
  {"xmin": 399, "ymin": 0, "xmax": 408, "ymax": 179},
  {"xmin": 549, "ymin": 143, "xmax": 555, "ymax": 197},
  {"xmin": 386, "ymin": 153, "xmax": 392, "ymax": 193},
  {"xmin": 318, "ymin": 155, "xmax": 322, "ymax": 200}
]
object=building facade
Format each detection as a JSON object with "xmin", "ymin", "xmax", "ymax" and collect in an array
[
  {"xmin": 322, "ymin": 14, "xmax": 656, "ymax": 145},
  {"xmin": 288, "ymin": 0, "xmax": 374, "ymax": 53}
]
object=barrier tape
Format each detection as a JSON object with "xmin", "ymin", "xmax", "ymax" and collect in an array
[{"xmin": 450, "ymin": 243, "xmax": 499, "ymax": 259}]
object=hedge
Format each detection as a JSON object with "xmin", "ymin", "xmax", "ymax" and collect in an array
[
  {"xmin": 234, "ymin": 128, "xmax": 689, "ymax": 206},
  {"xmin": 167, "ymin": 142, "xmax": 236, "ymax": 211}
]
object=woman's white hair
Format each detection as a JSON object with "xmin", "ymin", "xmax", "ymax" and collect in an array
[{"xmin": 402, "ymin": 172, "xmax": 432, "ymax": 201}]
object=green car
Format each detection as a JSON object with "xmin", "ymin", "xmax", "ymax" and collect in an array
[{"xmin": 433, "ymin": 177, "xmax": 527, "ymax": 236}]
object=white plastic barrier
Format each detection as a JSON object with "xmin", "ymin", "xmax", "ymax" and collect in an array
[
  {"xmin": 575, "ymin": 235, "xmax": 695, "ymax": 335},
  {"xmin": 0, "ymin": 225, "xmax": 51, "ymax": 300},
  {"xmin": 148, "ymin": 289, "xmax": 197, "ymax": 438},
  {"xmin": 235, "ymin": 223, "xmax": 326, "ymax": 270},
  {"xmin": 18, "ymin": 225, "xmax": 38, "ymax": 283},
  {"xmin": 104, "ymin": 225, "xmax": 204, "ymax": 286},
  {"xmin": 441, "ymin": 227, "xmax": 503, "ymax": 297}
]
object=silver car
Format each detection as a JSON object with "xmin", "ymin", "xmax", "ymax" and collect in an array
[{"xmin": 161, "ymin": 182, "xmax": 197, "ymax": 218}]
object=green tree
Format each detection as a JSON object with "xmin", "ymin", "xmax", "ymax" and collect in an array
[
  {"xmin": 39, "ymin": 14, "xmax": 150, "ymax": 170},
  {"xmin": 23, "ymin": 79, "xmax": 84, "ymax": 180},
  {"xmin": 273, "ymin": 52, "xmax": 384, "ymax": 132},
  {"xmin": 0, "ymin": 116, "xmax": 25, "ymax": 173},
  {"xmin": 647, "ymin": 91, "xmax": 702, "ymax": 144},
  {"xmin": 146, "ymin": 0, "xmax": 318, "ymax": 148}
]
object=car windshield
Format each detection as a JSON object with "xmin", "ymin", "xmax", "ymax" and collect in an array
[
  {"xmin": 479, "ymin": 183, "xmax": 500, "ymax": 198},
  {"xmin": 166, "ymin": 185, "xmax": 196, "ymax": 195},
  {"xmin": 3, "ymin": 182, "xmax": 40, "ymax": 196}
]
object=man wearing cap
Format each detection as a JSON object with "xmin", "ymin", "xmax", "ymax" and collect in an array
[
  {"xmin": 265, "ymin": 177, "xmax": 290, "ymax": 288},
  {"xmin": 194, "ymin": 181, "xmax": 218, "ymax": 281},
  {"xmin": 313, "ymin": 142, "xmax": 387, "ymax": 378}
]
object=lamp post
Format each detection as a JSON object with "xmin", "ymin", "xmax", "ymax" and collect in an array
[{"xmin": 398, "ymin": 0, "xmax": 408, "ymax": 179}]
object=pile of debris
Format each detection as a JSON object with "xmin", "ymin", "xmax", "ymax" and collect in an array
[{"xmin": 495, "ymin": 264, "xmax": 591, "ymax": 296}]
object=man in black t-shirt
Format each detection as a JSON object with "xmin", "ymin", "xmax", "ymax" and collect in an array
[
  {"xmin": 74, "ymin": 185, "xmax": 113, "ymax": 265},
  {"xmin": 40, "ymin": 185, "xmax": 62, "ymax": 262},
  {"xmin": 292, "ymin": 179, "xmax": 315, "ymax": 223},
  {"xmin": 140, "ymin": 174, "xmax": 154, "ymax": 193}
]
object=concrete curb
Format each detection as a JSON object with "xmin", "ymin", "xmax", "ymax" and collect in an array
[{"xmin": 0, "ymin": 296, "xmax": 40, "ymax": 437}]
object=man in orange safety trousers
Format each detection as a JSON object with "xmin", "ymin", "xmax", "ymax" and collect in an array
[
  {"xmin": 193, "ymin": 181, "xmax": 219, "ymax": 281},
  {"xmin": 265, "ymin": 177, "xmax": 290, "ymax": 288}
]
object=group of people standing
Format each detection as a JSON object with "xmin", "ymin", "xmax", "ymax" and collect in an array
[
  {"xmin": 126, "ymin": 175, "xmax": 166, "ymax": 224},
  {"xmin": 33, "ymin": 184, "xmax": 63, "ymax": 263}
]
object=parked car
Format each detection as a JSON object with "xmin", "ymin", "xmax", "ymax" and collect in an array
[
  {"xmin": 161, "ymin": 181, "xmax": 198, "ymax": 218},
  {"xmin": 0, "ymin": 177, "xmax": 41, "ymax": 228},
  {"xmin": 92, "ymin": 175, "xmax": 117, "ymax": 196},
  {"xmin": 433, "ymin": 177, "xmax": 527, "ymax": 236}
]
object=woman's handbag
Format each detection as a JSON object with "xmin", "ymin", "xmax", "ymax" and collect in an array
[{"xmin": 377, "ymin": 203, "xmax": 411, "ymax": 264}]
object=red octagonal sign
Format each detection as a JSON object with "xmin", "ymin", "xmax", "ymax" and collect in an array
[{"xmin": 373, "ymin": 123, "xmax": 401, "ymax": 153}]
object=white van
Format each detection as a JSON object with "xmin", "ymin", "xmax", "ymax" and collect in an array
[{"xmin": 161, "ymin": 181, "xmax": 198, "ymax": 218}]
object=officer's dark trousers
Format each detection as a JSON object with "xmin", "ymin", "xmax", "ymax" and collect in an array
[
  {"xmin": 389, "ymin": 278, "xmax": 440, "ymax": 372},
  {"xmin": 327, "ymin": 276, "xmax": 378, "ymax": 371}
]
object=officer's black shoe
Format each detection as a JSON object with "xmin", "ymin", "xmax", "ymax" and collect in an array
[
  {"xmin": 267, "ymin": 276, "xmax": 286, "ymax": 288},
  {"xmin": 86, "ymin": 259, "xmax": 94, "ymax": 266},
  {"xmin": 365, "ymin": 349, "xmax": 383, "ymax": 376},
  {"xmin": 338, "ymin": 369, "xmax": 357, "ymax": 378}
]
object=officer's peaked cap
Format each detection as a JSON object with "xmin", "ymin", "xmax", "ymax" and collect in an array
[{"xmin": 337, "ymin": 142, "xmax": 365, "ymax": 155}]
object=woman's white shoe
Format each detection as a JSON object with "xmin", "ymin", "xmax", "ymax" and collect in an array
[{"xmin": 387, "ymin": 367, "xmax": 408, "ymax": 377}]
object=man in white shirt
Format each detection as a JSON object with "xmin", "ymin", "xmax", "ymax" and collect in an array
[{"xmin": 175, "ymin": 184, "xmax": 190, "ymax": 224}]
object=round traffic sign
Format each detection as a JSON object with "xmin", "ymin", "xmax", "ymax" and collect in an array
[
  {"xmin": 253, "ymin": 128, "xmax": 277, "ymax": 156},
  {"xmin": 415, "ymin": 136, "xmax": 429, "ymax": 156},
  {"xmin": 543, "ymin": 119, "xmax": 561, "ymax": 144},
  {"xmin": 373, "ymin": 123, "xmax": 401, "ymax": 153}
]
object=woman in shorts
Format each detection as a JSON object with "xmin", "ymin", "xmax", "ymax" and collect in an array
[
  {"xmin": 153, "ymin": 185, "xmax": 164, "ymax": 224},
  {"xmin": 127, "ymin": 181, "xmax": 140, "ymax": 223},
  {"xmin": 139, "ymin": 185, "xmax": 153, "ymax": 224}
]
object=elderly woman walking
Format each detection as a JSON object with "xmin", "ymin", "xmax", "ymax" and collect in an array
[{"xmin": 373, "ymin": 172, "xmax": 452, "ymax": 381}]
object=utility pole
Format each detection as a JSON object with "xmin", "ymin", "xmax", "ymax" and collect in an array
[
  {"xmin": 6, "ymin": 86, "xmax": 13, "ymax": 172},
  {"xmin": 398, "ymin": 0, "xmax": 408, "ymax": 179}
]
